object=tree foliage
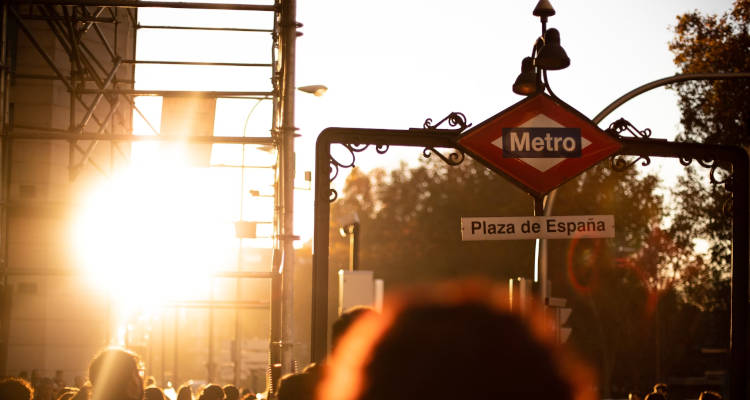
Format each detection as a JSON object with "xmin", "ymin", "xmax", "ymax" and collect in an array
[
  {"xmin": 667, "ymin": 0, "xmax": 748, "ymax": 308},
  {"xmin": 669, "ymin": 0, "xmax": 750, "ymax": 146}
]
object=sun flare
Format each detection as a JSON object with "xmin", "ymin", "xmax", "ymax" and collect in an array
[{"xmin": 72, "ymin": 163, "xmax": 240, "ymax": 311}]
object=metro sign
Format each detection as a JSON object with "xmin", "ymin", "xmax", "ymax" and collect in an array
[{"xmin": 457, "ymin": 93, "xmax": 622, "ymax": 197}]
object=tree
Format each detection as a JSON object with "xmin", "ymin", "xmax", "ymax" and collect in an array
[
  {"xmin": 329, "ymin": 157, "xmax": 537, "ymax": 285},
  {"xmin": 665, "ymin": 3, "xmax": 749, "ymax": 366},
  {"xmin": 668, "ymin": 0, "xmax": 750, "ymax": 268}
]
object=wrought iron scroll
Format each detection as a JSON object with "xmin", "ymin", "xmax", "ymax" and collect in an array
[
  {"xmin": 605, "ymin": 118, "xmax": 652, "ymax": 139},
  {"xmin": 606, "ymin": 117, "xmax": 735, "ymax": 215},
  {"xmin": 679, "ymin": 155, "xmax": 734, "ymax": 215},
  {"xmin": 420, "ymin": 112, "xmax": 470, "ymax": 167},
  {"xmin": 610, "ymin": 154, "xmax": 651, "ymax": 172},
  {"xmin": 605, "ymin": 118, "xmax": 653, "ymax": 172},
  {"xmin": 329, "ymin": 142, "xmax": 390, "ymax": 202}
]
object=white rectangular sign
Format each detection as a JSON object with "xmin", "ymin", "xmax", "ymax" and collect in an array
[{"xmin": 461, "ymin": 215, "xmax": 615, "ymax": 241}]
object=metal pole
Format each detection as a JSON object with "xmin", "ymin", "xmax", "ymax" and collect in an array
[
  {"xmin": 207, "ymin": 281, "xmax": 215, "ymax": 382},
  {"xmin": 0, "ymin": 2, "xmax": 11, "ymax": 375},
  {"xmin": 8, "ymin": 0, "xmax": 276, "ymax": 11},
  {"xmin": 278, "ymin": 0, "xmax": 297, "ymax": 375},
  {"xmin": 729, "ymin": 146, "xmax": 749, "ymax": 400},
  {"xmin": 349, "ymin": 223, "xmax": 359, "ymax": 271},
  {"xmin": 173, "ymin": 308, "xmax": 178, "ymax": 385}
]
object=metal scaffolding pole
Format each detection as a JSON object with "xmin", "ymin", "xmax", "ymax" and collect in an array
[
  {"xmin": 9, "ymin": 0, "xmax": 276, "ymax": 12},
  {"xmin": 278, "ymin": 0, "xmax": 296, "ymax": 377}
]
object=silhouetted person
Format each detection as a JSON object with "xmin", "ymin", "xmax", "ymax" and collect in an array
[
  {"xmin": 292, "ymin": 305, "xmax": 376, "ymax": 400},
  {"xmin": 70, "ymin": 383, "xmax": 90, "ymax": 400},
  {"xmin": 30, "ymin": 369, "xmax": 41, "ymax": 389},
  {"xmin": 36, "ymin": 378, "xmax": 56, "ymax": 400},
  {"xmin": 144, "ymin": 386, "xmax": 166, "ymax": 400},
  {"xmin": 198, "ymin": 385, "xmax": 224, "ymax": 400},
  {"xmin": 319, "ymin": 280, "xmax": 595, "ymax": 400},
  {"xmin": 54, "ymin": 370, "xmax": 66, "ymax": 391},
  {"xmin": 73, "ymin": 377, "xmax": 85, "ymax": 390},
  {"xmin": 0, "ymin": 377, "xmax": 34, "ymax": 400},
  {"xmin": 88, "ymin": 348, "xmax": 144, "ymax": 400},
  {"xmin": 331, "ymin": 306, "xmax": 376, "ymax": 352},
  {"xmin": 277, "ymin": 373, "xmax": 316, "ymax": 400},
  {"xmin": 222, "ymin": 385, "xmax": 239, "ymax": 400},
  {"xmin": 176, "ymin": 385, "xmax": 193, "ymax": 400}
]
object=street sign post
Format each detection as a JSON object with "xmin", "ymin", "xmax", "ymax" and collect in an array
[{"xmin": 458, "ymin": 93, "xmax": 622, "ymax": 197}]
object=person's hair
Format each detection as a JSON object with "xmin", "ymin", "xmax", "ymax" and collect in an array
[
  {"xmin": 653, "ymin": 383, "xmax": 668, "ymax": 393},
  {"xmin": 699, "ymin": 390, "xmax": 722, "ymax": 400},
  {"xmin": 144, "ymin": 386, "xmax": 166, "ymax": 400},
  {"xmin": 319, "ymin": 280, "xmax": 595, "ymax": 400},
  {"xmin": 177, "ymin": 385, "xmax": 193, "ymax": 400},
  {"xmin": 88, "ymin": 347, "xmax": 143, "ymax": 400},
  {"xmin": 331, "ymin": 306, "xmax": 376, "ymax": 351},
  {"xmin": 56, "ymin": 387, "xmax": 79, "ymax": 400},
  {"xmin": 645, "ymin": 392, "xmax": 666, "ymax": 400},
  {"xmin": 199, "ymin": 384, "xmax": 224, "ymax": 400},
  {"xmin": 70, "ymin": 384, "xmax": 91, "ymax": 400},
  {"xmin": 0, "ymin": 377, "xmax": 34, "ymax": 400},
  {"xmin": 57, "ymin": 390, "xmax": 78, "ymax": 400},
  {"xmin": 222, "ymin": 385, "xmax": 240, "ymax": 400}
]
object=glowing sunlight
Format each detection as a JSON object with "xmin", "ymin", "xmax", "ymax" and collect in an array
[{"xmin": 71, "ymin": 162, "xmax": 240, "ymax": 311}]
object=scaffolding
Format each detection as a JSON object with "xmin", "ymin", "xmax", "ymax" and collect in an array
[{"xmin": 0, "ymin": 0, "xmax": 297, "ymax": 392}]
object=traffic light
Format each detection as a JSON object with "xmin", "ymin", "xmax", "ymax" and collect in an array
[{"xmin": 548, "ymin": 297, "xmax": 572, "ymax": 344}]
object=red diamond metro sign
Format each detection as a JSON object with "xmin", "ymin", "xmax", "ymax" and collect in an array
[{"xmin": 457, "ymin": 93, "xmax": 622, "ymax": 197}]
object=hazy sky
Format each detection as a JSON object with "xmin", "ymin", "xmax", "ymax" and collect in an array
[{"xmin": 132, "ymin": 0, "xmax": 737, "ymax": 242}]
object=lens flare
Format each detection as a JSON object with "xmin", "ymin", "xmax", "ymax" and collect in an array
[{"xmin": 72, "ymin": 164, "xmax": 237, "ymax": 312}]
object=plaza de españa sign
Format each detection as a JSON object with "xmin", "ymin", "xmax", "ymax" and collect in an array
[{"xmin": 457, "ymin": 93, "xmax": 622, "ymax": 197}]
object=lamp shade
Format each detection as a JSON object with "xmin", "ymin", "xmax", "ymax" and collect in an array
[
  {"xmin": 536, "ymin": 28, "xmax": 570, "ymax": 70},
  {"xmin": 512, "ymin": 57, "xmax": 539, "ymax": 95}
]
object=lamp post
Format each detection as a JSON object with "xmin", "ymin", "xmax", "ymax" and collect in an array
[
  {"xmin": 512, "ymin": 0, "xmax": 572, "ymax": 305},
  {"xmin": 339, "ymin": 222, "xmax": 360, "ymax": 271}
]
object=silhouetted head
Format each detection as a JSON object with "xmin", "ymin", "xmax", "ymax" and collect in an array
[
  {"xmin": 645, "ymin": 392, "xmax": 666, "ymax": 400},
  {"xmin": 320, "ymin": 280, "xmax": 595, "ymax": 400},
  {"xmin": 331, "ymin": 306, "xmax": 376, "ymax": 351},
  {"xmin": 199, "ymin": 384, "xmax": 224, "ymax": 400},
  {"xmin": 89, "ymin": 347, "xmax": 144, "ymax": 400},
  {"xmin": 0, "ymin": 377, "xmax": 34, "ymax": 400},
  {"xmin": 653, "ymin": 383, "xmax": 668, "ymax": 395},
  {"xmin": 145, "ymin": 386, "xmax": 166, "ymax": 400},
  {"xmin": 277, "ymin": 372, "xmax": 316, "ymax": 400},
  {"xmin": 222, "ymin": 385, "xmax": 240, "ymax": 400},
  {"xmin": 177, "ymin": 385, "xmax": 193, "ymax": 400},
  {"xmin": 699, "ymin": 391, "xmax": 722, "ymax": 400}
]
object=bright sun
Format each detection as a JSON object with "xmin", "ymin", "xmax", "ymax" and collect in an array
[{"xmin": 71, "ymin": 160, "xmax": 240, "ymax": 311}]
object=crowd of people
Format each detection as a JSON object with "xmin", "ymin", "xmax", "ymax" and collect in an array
[{"xmin": 0, "ymin": 280, "xmax": 726, "ymax": 400}]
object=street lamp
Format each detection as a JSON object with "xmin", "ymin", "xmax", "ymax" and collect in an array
[
  {"xmin": 339, "ymin": 222, "xmax": 360, "ymax": 271},
  {"xmin": 297, "ymin": 85, "xmax": 328, "ymax": 97},
  {"xmin": 512, "ymin": 0, "xmax": 571, "ymax": 96}
]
